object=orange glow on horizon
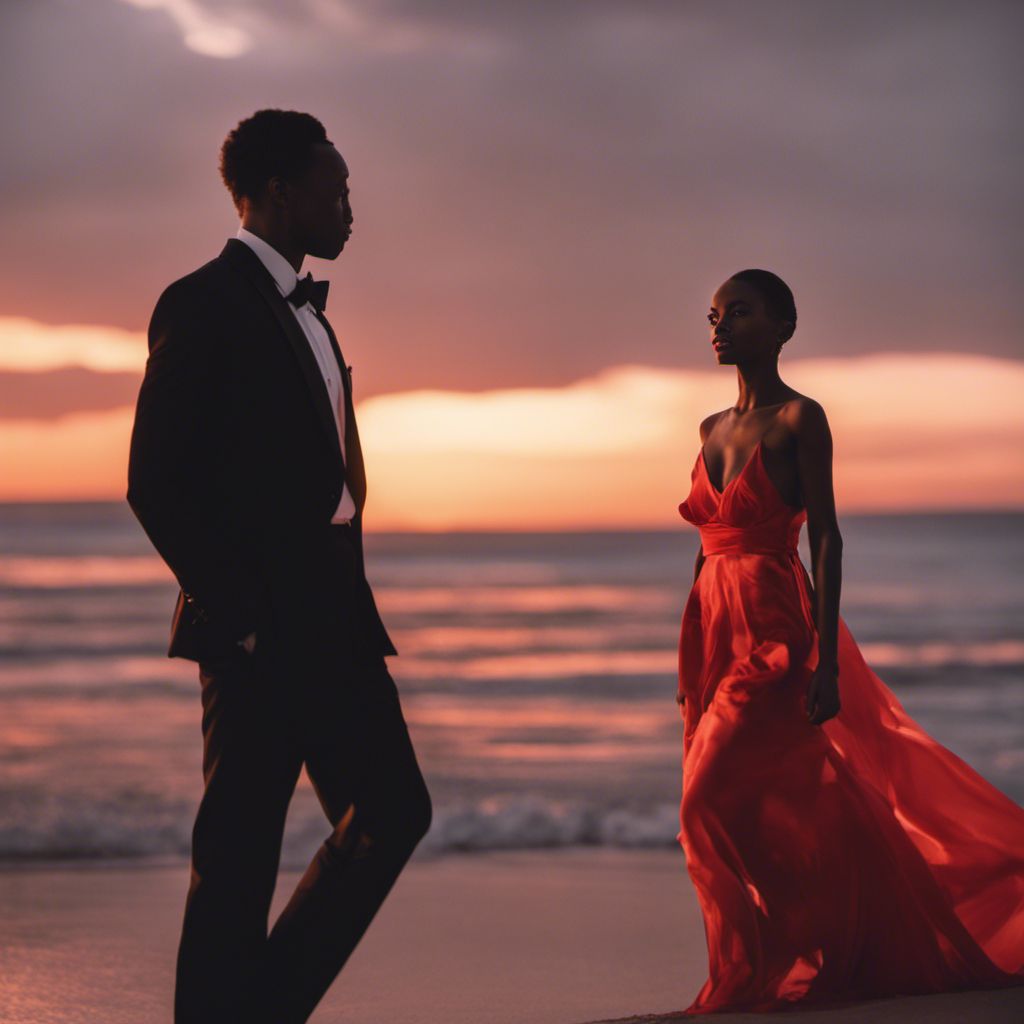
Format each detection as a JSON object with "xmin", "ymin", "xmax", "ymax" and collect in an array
[{"xmin": 2, "ymin": 353, "xmax": 1022, "ymax": 525}]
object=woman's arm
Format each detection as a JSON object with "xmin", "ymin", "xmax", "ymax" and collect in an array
[
  {"xmin": 676, "ymin": 542, "xmax": 706, "ymax": 706},
  {"xmin": 793, "ymin": 399, "xmax": 843, "ymax": 724},
  {"xmin": 678, "ymin": 415, "xmax": 719, "ymax": 706},
  {"xmin": 692, "ymin": 410, "xmax": 720, "ymax": 588}
]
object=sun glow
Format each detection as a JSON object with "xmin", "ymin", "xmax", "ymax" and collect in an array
[{"xmin": 2, "ymin": 353, "xmax": 1022, "ymax": 524}]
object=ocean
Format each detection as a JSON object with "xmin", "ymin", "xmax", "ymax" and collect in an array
[{"xmin": 1, "ymin": 503, "xmax": 1021, "ymax": 868}]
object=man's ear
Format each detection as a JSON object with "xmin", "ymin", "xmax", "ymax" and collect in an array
[{"xmin": 266, "ymin": 176, "xmax": 290, "ymax": 208}]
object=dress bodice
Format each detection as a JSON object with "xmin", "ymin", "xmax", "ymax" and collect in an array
[{"xmin": 678, "ymin": 439, "xmax": 806, "ymax": 556}]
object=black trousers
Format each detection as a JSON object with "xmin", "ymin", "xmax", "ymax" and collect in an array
[{"xmin": 174, "ymin": 525, "xmax": 431, "ymax": 1024}]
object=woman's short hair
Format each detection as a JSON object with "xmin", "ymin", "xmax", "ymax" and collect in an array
[{"xmin": 729, "ymin": 268, "xmax": 797, "ymax": 343}]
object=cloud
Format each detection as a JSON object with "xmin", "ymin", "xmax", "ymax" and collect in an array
[
  {"xmin": 358, "ymin": 352, "xmax": 1015, "ymax": 528},
  {"xmin": 0, "ymin": 317, "xmax": 145, "ymax": 372},
  {"xmin": 2, "ymin": 0, "xmax": 1021, "ymax": 398},
  {"xmin": 119, "ymin": 0, "xmax": 253, "ymax": 58},
  {"xmin": 0, "ymin": 368, "xmax": 141, "ymax": 421},
  {"xmin": 0, "ymin": 317, "xmax": 146, "ymax": 421},
  {"xmin": 357, "ymin": 366, "xmax": 687, "ymax": 455},
  {"xmin": 5, "ymin": 353, "xmax": 1019, "ymax": 521},
  {"xmin": 354, "ymin": 353, "xmax": 1024, "ymax": 527}
]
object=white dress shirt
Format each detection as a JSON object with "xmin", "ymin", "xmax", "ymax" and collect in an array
[{"xmin": 236, "ymin": 227, "xmax": 357, "ymax": 523}]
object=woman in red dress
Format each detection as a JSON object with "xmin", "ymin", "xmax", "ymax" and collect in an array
[{"xmin": 676, "ymin": 268, "xmax": 1024, "ymax": 1014}]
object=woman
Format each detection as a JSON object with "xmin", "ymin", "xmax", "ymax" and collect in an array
[{"xmin": 675, "ymin": 269, "xmax": 1024, "ymax": 1014}]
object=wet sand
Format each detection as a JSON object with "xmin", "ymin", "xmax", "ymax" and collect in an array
[{"xmin": 0, "ymin": 850, "xmax": 1020, "ymax": 1024}]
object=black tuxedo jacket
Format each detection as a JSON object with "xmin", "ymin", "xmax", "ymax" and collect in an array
[{"xmin": 127, "ymin": 238, "xmax": 395, "ymax": 668}]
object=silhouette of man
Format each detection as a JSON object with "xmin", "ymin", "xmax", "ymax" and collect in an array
[{"xmin": 127, "ymin": 109, "xmax": 431, "ymax": 1024}]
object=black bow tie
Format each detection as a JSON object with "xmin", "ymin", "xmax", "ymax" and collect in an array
[{"xmin": 287, "ymin": 273, "xmax": 329, "ymax": 312}]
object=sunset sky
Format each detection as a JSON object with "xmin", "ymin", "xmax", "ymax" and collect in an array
[{"xmin": 2, "ymin": 0, "xmax": 1022, "ymax": 526}]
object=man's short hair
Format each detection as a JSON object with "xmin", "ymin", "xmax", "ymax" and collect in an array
[{"xmin": 219, "ymin": 109, "xmax": 331, "ymax": 211}]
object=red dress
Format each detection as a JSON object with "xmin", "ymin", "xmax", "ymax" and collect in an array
[{"xmin": 677, "ymin": 439, "xmax": 1024, "ymax": 1014}]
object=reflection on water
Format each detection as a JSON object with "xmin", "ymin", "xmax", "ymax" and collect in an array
[
  {"xmin": 0, "ymin": 503, "xmax": 1021, "ymax": 863},
  {"xmin": 0, "ymin": 556, "xmax": 170, "ymax": 587}
]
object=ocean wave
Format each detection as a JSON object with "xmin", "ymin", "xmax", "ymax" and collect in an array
[
  {"xmin": 858, "ymin": 640, "xmax": 1024, "ymax": 669},
  {"xmin": 0, "ymin": 556, "xmax": 172, "ymax": 588},
  {"xmin": 421, "ymin": 798, "xmax": 681, "ymax": 854},
  {"xmin": 1, "ymin": 644, "xmax": 1021, "ymax": 702},
  {"xmin": 0, "ymin": 655, "xmax": 190, "ymax": 692},
  {"xmin": 0, "ymin": 794, "xmax": 683, "ymax": 865},
  {"xmin": 0, "ymin": 790, "xmax": 193, "ymax": 862}
]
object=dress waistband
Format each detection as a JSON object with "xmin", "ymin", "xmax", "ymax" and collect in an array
[
  {"xmin": 703, "ymin": 542, "xmax": 797, "ymax": 557},
  {"xmin": 699, "ymin": 522, "xmax": 797, "ymax": 557}
]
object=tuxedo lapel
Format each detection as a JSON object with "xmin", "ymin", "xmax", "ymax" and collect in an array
[
  {"xmin": 219, "ymin": 239, "xmax": 344, "ymax": 465},
  {"xmin": 314, "ymin": 310, "xmax": 367, "ymax": 511}
]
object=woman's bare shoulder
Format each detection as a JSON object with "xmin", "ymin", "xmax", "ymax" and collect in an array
[
  {"xmin": 780, "ymin": 394, "xmax": 832, "ymax": 444},
  {"xmin": 698, "ymin": 409, "xmax": 730, "ymax": 444}
]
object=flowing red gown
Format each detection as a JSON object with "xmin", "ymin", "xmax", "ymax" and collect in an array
[{"xmin": 676, "ymin": 439, "xmax": 1024, "ymax": 1014}]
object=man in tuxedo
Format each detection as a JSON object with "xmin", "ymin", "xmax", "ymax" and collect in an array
[{"xmin": 127, "ymin": 109, "xmax": 431, "ymax": 1024}]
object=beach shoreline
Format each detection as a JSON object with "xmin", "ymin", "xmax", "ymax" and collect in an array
[{"xmin": 2, "ymin": 849, "xmax": 1021, "ymax": 1024}]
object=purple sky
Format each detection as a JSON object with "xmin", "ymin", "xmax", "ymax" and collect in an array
[{"xmin": 1, "ymin": 0, "xmax": 1022, "ymax": 406}]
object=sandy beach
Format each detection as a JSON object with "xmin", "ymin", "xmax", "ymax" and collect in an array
[{"xmin": 1, "ymin": 849, "xmax": 1020, "ymax": 1024}]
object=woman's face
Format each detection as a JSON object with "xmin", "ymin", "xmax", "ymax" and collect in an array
[{"xmin": 706, "ymin": 279, "xmax": 782, "ymax": 365}]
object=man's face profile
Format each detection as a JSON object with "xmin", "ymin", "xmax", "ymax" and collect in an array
[{"xmin": 290, "ymin": 144, "xmax": 352, "ymax": 260}]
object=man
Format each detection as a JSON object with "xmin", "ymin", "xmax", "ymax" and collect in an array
[{"xmin": 127, "ymin": 109, "xmax": 431, "ymax": 1024}]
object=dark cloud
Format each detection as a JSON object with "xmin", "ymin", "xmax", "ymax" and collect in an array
[
  {"xmin": 0, "ymin": 367, "xmax": 140, "ymax": 420},
  {"xmin": 1, "ymin": 0, "xmax": 1021, "ymax": 400}
]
